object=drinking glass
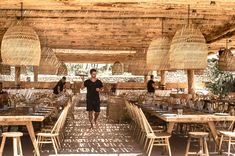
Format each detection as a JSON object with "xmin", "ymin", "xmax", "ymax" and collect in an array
[
  {"xmin": 177, "ymin": 109, "xmax": 183, "ymax": 116},
  {"xmin": 168, "ymin": 106, "xmax": 173, "ymax": 112}
]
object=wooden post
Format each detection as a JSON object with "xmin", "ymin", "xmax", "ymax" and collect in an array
[
  {"xmin": 15, "ymin": 66, "xmax": 21, "ymax": 87},
  {"xmin": 160, "ymin": 70, "xmax": 166, "ymax": 90},
  {"xmin": 144, "ymin": 75, "xmax": 148, "ymax": 83},
  {"xmin": 187, "ymin": 70, "xmax": 195, "ymax": 97},
  {"xmin": 33, "ymin": 66, "xmax": 38, "ymax": 82}
]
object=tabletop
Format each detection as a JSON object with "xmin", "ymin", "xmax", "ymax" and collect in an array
[
  {"xmin": 138, "ymin": 104, "xmax": 235, "ymax": 123},
  {"xmin": 0, "ymin": 106, "xmax": 56, "ymax": 122}
]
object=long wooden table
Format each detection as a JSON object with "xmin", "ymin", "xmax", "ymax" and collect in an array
[
  {"xmin": 138, "ymin": 104, "xmax": 235, "ymax": 146},
  {"xmin": 0, "ymin": 107, "xmax": 56, "ymax": 156}
]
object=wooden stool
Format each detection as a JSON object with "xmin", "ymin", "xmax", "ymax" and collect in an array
[
  {"xmin": 185, "ymin": 132, "xmax": 209, "ymax": 156},
  {"xmin": 0, "ymin": 132, "xmax": 23, "ymax": 156}
]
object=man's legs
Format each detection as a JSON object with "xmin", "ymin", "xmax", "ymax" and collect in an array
[
  {"xmin": 94, "ymin": 112, "xmax": 99, "ymax": 126},
  {"xmin": 88, "ymin": 111, "xmax": 94, "ymax": 129}
]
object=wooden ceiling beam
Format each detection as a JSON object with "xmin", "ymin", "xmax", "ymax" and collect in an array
[{"xmin": 206, "ymin": 22, "xmax": 235, "ymax": 44}]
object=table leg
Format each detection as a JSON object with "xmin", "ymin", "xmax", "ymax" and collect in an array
[
  {"xmin": 167, "ymin": 122, "xmax": 175, "ymax": 134},
  {"xmin": 208, "ymin": 121, "xmax": 219, "ymax": 146},
  {"xmin": 26, "ymin": 122, "xmax": 40, "ymax": 156}
]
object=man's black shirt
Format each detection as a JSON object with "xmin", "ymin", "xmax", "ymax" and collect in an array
[
  {"xmin": 147, "ymin": 80, "xmax": 155, "ymax": 93},
  {"xmin": 53, "ymin": 80, "xmax": 65, "ymax": 94},
  {"xmin": 84, "ymin": 79, "xmax": 103, "ymax": 102}
]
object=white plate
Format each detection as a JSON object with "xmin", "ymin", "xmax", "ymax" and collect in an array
[
  {"xmin": 214, "ymin": 113, "xmax": 229, "ymax": 116},
  {"xmin": 162, "ymin": 113, "xmax": 177, "ymax": 117}
]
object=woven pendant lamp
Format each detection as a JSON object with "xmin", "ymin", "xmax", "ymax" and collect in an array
[
  {"xmin": 57, "ymin": 63, "xmax": 68, "ymax": 76},
  {"xmin": 147, "ymin": 36, "xmax": 171, "ymax": 70},
  {"xmin": 128, "ymin": 52, "xmax": 150, "ymax": 76},
  {"xmin": 218, "ymin": 48, "xmax": 235, "ymax": 71},
  {"xmin": 1, "ymin": 3, "xmax": 41, "ymax": 66},
  {"xmin": 112, "ymin": 61, "xmax": 124, "ymax": 75},
  {"xmin": 1, "ymin": 21, "xmax": 41, "ymax": 66},
  {"xmin": 147, "ymin": 18, "xmax": 171, "ymax": 70},
  {"xmin": 169, "ymin": 5, "xmax": 207, "ymax": 70},
  {"xmin": 169, "ymin": 24, "xmax": 207, "ymax": 70},
  {"xmin": 39, "ymin": 47, "xmax": 61, "ymax": 75}
]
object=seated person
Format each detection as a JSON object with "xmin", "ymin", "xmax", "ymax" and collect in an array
[{"xmin": 53, "ymin": 77, "xmax": 66, "ymax": 95}]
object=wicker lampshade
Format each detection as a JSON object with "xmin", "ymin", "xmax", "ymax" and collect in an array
[
  {"xmin": 57, "ymin": 63, "xmax": 68, "ymax": 76},
  {"xmin": 112, "ymin": 61, "xmax": 124, "ymax": 75},
  {"xmin": 218, "ymin": 49, "xmax": 235, "ymax": 71},
  {"xmin": 169, "ymin": 25, "xmax": 208, "ymax": 70},
  {"xmin": 147, "ymin": 36, "xmax": 171, "ymax": 70},
  {"xmin": 128, "ymin": 56, "xmax": 149, "ymax": 76},
  {"xmin": 39, "ymin": 47, "xmax": 61, "ymax": 75},
  {"xmin": 123, "ymin": 63, "xmax": 129, "ymax": 72},
  {"xmin": 1, "ymin": 22, "xmax": 41, "ymax": 66},
  {"xmin": 0, "ymin": 64, "xmax": 11, "ymax": 75}
]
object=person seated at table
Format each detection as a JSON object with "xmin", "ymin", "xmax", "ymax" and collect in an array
[
  {"xmin": 147, "ymin": 75, "xmax": 156, "ymax": 93},
  {"xmin": 0, "ymin": 82, "xmax": 6, "ymax": 94},
  {"xmin": 53, "ymin": 77, "xmax": 66, "ymax": 95}
]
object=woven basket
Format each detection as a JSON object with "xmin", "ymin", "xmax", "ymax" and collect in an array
[
  {"xmin": 112, "ymin": 61, "xmax": 123, "ymax": 75},
  {"xmin": 0, "ymin": 64, "xmax": 11, "ymax": 75},
  {"xmin": 128, "ymin": 55, "xmax": 150, "ymax": 76},
  {"xmin": 1, "ymin": 22, "xmax": 41, "ymax": 66},
  {"xmin": 169, "ymin": 25, "xmax": 208, "ymax": 70},
  {"xmin": 57, "ymin": 63, "xmax": 68, "ymax": 76},
  {"xmin": 218, "ymin": 49, "xmax": 235, "ymax": 71},
  {"xmin": 39, "ymin": 47, "xmax": 61, "ymax": 75},
  {"xmin": 147, "ymin": 36, "xmax": 171, "ymax": 70},
  {"xmin": 123, "ymin": 63, "xmax": 129, "ymax": 72}
]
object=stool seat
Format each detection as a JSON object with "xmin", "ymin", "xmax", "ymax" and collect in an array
[
  {"xmin": 189, "ymin": 132, "xmax": 209, "ymax": 138},
  {"xmin": 0, "ymin": 132, "xmax": 23, "ymax": 156},
  {"xmin": 2, "ymin": 132, "xmax": 23, "ymax": 137},
  {"xmin": 185, "ymin": 132, "xmax": 209, "ymax": 156}
]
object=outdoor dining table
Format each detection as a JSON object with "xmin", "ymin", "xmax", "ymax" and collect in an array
[
  {"xmin": 137, "ymin": 103, "xmax": 235, "ymax": 147},
  {"xmin": 0, "ymin": 106, "xmax": 56, "ymax": 156}
]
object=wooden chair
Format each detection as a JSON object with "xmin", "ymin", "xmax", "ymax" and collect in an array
[
  {"xmin": 0, "ymin": 132, "xmax": 23, "ymax": 156},
  {"xmin": 36, "ymin": 102, "xmax": 71, "ymax": 155},
  {"xmin": 125, "ymin": 100, "xmax": 171, "ymax": 156},
  {"xmin": 219, "ymin": 131, "xmax": 235, "ymax": 155},
  {"xmin": 218, "ymin": 121, "xmax": 235, "ymax": 153},
  {"xmin": 138, "ymin": 108, "xmax": 171, "ymax": 156},
  {"xmin": 185, "ymin": 132, "xmax": 209, "ymax": 156}
]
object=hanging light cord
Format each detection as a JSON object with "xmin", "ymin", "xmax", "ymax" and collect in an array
[
  {"xmin": 226, "ymin": 38, "xmax": 228, "ymax": 49},
  {"xmin": 20, "ymin": 2, "xmax": 23, "ymax": 20},
  {"xmin": 187, "ymin": 4, "xmax": 190, "ymax": 26}
]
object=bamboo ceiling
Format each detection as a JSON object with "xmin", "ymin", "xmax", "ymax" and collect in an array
[{"xmin": 0, "ymin": 0, "xmax": 235, "ymax": 63}]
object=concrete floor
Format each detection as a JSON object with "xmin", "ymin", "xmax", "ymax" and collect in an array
[{"xmin": 0, "ymin": 106, "xmax": 231, "ymax": 156}]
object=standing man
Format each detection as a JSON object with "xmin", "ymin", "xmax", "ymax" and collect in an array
[
  {"xmin": 147, "ymin": 75, "xmax": 156, "ymax": 93},
  {"xmin": 53, "ymin": 76, "xmax": 66, "ymax": 95},
  {"xmin": 81, "ymin": 69, "xmax": 103, "ymax": 129}
]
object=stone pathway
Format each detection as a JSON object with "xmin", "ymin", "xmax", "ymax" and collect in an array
[{"xmin": 51, "ymin": 107, "xmax": 143, "ymax": 155}]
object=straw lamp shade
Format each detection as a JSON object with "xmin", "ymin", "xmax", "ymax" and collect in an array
[
  {"xmin": 57, "ymin": 63, "xmax": 68, "ymax": 76},
  {"xmin": 1, "ymin": 22, "xmax": 41, "ymax": 66},
  {"xmin": 112, "ymin": 61, "xmax": 124, "ymax": 75},
  {"xmin": 128, "ymin": 56, "xmax": 149, "ymax": 76},
  {"xmin": 123, "ymin": 63, "xmax": 129, "ymax": 72},
  {"xmin": 39, "ymin": 47, "xmax": 60, "ymax": 75},
  {"xmin": 147, "ymin": 36, "xmax": 171, "ymax": 70},
  {"xmin": 218, "ymin": 49, "xmax": 235, "ymax": 71},
  {"xmin": 169, "ymin": 25, "xmax": 208, "ymax": 70}
]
